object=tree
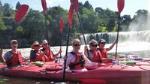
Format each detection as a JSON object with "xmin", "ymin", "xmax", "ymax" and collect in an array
[
  {"xmin": 16, "ymin": 1, "xmax": 21, "ymax": 10},
  {"xmin": 131, "ymin": 9, "xmax": 148, "ymax": 31},
  {"xmin": 21, "ymin": 9, "xmax": 45, "ymax": 43},
  {"xmin": 0, "ymin": 18, "xmax": 6, "ymax": 31},
  {"xmin": 0, "ymin": 1, "xmax": 2, "ymax": 16},
  {"xmin": 84, "ymin": 1, "xmax": 93, "ymax": 9},
  {"xmin": 47, "ymin": 6, "xmax": 68, "ymax": 45},
  {"xmin": 3, "ymin": 3, "xmax": 12, "ymax": 17},
  {"xmin": 120, "ymin": 15, "xmax": 132, "ymax": 31},
  {"xmin": 79, "ymin": 7, "xmax": 97, "ymax": 33}
]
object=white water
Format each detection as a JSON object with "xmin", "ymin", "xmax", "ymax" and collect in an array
[
  {"xmin": 2, "ymin": 10, "xmax": 150, "ymax": 59},
  {"xmin": 80, "ymin": 12, "xmax": 150, "ymax": 57}
]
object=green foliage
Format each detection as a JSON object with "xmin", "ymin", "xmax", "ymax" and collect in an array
[
  {"xmin": 0, "ymin": 1, "xmax": 147, "ymax": 48},
  {"xmin": 16, "ymin": 26, "xmax": 23, "ymax": 32},
  {"xmin": 16, "ymin": 1, "xmax": 21, "ymax": 10},
  {"xmin": 0, "ymin": 18, "xmax": 6, "ymax": 31}
]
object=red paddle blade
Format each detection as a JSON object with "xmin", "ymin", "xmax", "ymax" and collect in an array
[
  {"xmin": 117, "ymin": 0, "xmax": 125, "ymax": 14},
  {"xmin": 15, "ymin": 4, "xmax": 29, "ymax": 23},
  {"xmin": 41, "ymin": 0, "xmax": 47, "ymax": 14},
  {"xmin": 68, "ymin": 5, "xmax": 74, "ymax": 28},
  {"xmin": 70, "ymin": 0, "xmax": 79, "ymax": 12},
  {"xmin": 59, "ymin": 17, "xmax": 64, "ymax": 33}
]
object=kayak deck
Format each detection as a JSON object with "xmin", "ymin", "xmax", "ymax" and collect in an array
[{"xmin": 0, "ymin": 62, "xmax": 150, "ymax": 84}]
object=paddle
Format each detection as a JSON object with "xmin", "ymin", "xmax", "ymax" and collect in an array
[
  {"xmin": 63, "ymin": 0, "xmax": 91, "ymax": 80},
  {"xmin": 63, "ymin": 3, "xmax": 73, "ymax": 80},
  {"xmin": 59, "ymin": 17, "xmax": 64, "ymax": 58},
  {"xmin": 15, "ymin": 4, "xmax": 29, "ymax": 23},
  {"xmin": 41, "ymin": 0, "xmax": 49, "ymax": 40},
  {"xmin": 76, "ymin": 13, "xmax": 91, "ymax": 58},
  {"xmin": 63, "ymin": 0, "xmax": 90, "ymax": 80},
  {"xmin": 72, "ymin": 0, "xmax": 90, "ymax": 58},
  {"xmin": 41, "ymin": 0, "xmax": 47, "ymax": 15},
  {"xmin": 115, "ymin": 0, "xmax": 125, "ymax": 59},
  {"xmin": 0, "ymin": 4, "xmax": 29, "ymax": 63}
]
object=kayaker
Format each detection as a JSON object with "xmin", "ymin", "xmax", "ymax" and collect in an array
[
  {"xmin": 3, "ymin": 40, "xmax": 24, "ymax": 67},
  {"xmin": 30, "ymin": 41, "xmax": 48, "ymax": 62},
  {"xmin": 84, "ymin": 39, "xmax": 102, "ymax": 63},
  {"xmin": 66, "ymin": 39, "xmax": 95, "ymax": 72},
  {"xmin": 98, "ymin": 39, "xmax": 116, "ymax": 63},
  {"xmin": 41, "ymin": 39, "xmax": 61, "ymax": 61}
]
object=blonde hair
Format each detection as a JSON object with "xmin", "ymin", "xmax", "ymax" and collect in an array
[
  {"xmin": 72, "ymin": 38, "xmax": 81, "ymax": 45},
  {"xmin": 10, "ymin": 40, "xmax": 18, "ymax": 44}
]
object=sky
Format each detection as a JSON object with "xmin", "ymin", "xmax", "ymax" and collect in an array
[{"xmin": 1, "ymin": 0, "xmax": 150, "ymax": 17}]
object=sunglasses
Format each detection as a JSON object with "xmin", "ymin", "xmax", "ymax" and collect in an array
[
  {"xmin": 91, "ymin": 44, "xmax": 97, "ymax": 47},
  {"xmin": 73, "ymin": 44, "xmax": 81, "ymax": 46},
  {"xmin": 99, "ymin": 42, "xmax": 105, "ymax": 45},
  {"xmin": 101, "ymin": 42, "xmax": 105, "ymax": 44},
  {"xmin": 34, "ymin": 45, "xmax": 40, "ymax": 47},
  {"xmin": 43, "ymin": 43, "xmax": 48, "ymax": 45}
]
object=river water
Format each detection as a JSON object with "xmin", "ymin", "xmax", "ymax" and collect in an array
[
  {"xmin": 0, "ymin": 75, "xmax": 78, "ymax": 84},
  {"xmin": 1, "ymin": 30, "xmax": 150, "ymax": 83},
  {"xmin": 1, "ymin": 42, "xmax": 150, "ymax": 84},
  {"xmin": 0, "ymin": 75, "xmax": 51, "ymax": 84}
]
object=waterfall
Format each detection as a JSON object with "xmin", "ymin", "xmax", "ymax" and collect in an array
[
  {"xmin": 80, "ymin": 30, "xmax": 150, "ymax": 44},
  {"xmin": 80, "ymin": 12, "xmax": 150, "ymax": 57}
]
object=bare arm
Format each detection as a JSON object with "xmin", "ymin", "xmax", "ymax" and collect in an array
[
  {"xmin": 54, "ymin": 48, "xmax": 62, "ymax": 57},
  {"xmin": 106, "ymin": 39, "xmax": 117, "ymax": 51},
  {"xmin": 83, "ymin": 54, "xmax": 92, "ymax": 63}
]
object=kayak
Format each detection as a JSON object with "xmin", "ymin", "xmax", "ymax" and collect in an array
[{"xmin": 0, "ymin": 61, "xmax": 150, "ymax": 84}]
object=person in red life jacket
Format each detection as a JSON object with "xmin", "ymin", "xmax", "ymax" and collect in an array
[
  {"xmin": 41, "ymin": 40, "xmax": 61, "ymax": 62},
  {"xmin": 66, "ymin": 39, "xmax": 94, "ymax": 72},
  {"xmin": 30, "ymin": 41, "xmax": 48, "ymax": 62},
  {"xmin": 84, "ymin": 39, "xmax": 102, "ymax": 63},
  {"xmin": 98, "ymin": 39, "xmax": 116, "ymax": 63},
  {"xmin": 3, "ymin": 40, "xmax": 24, "ymax": 67}
]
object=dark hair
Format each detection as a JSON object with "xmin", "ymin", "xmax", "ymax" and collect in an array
[
  {"xmin": 89, "ymin": 39, "xmax": 98, "ymax": 45},
  {"xmin": 98, "ymin": 39, "xmax": 106, "ymax": 44}
]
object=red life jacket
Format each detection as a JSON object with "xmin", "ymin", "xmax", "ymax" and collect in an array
[
  {"xmin": 69, "ymin": 52, "xmax": 85, "ymax": 70},
  {"xmin": 6, "ymin": 51, "xmax": 23, "ymax": 67},
  {"xmin": 42, "ymin": 48, "xmax": 54, "ymax": 61},
  {"xmin": 90, "ymin": 50, "xmax": 102, "ymax": 63},
  {"xmin": 30, "ymin": 50, "xmax": 47, "ymax": 62},
  {"xmin": 99, "ymin": 48, "xmax": 108, "ymax": 58}
]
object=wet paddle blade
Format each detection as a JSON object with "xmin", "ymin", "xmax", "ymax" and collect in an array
[
  {"xmin": 15, "ymin": 4, "xmax": 29, "ymax": 23},
  {"xmin": 117, "ymin": 0, "xmax": 125, "ymax": 14}
]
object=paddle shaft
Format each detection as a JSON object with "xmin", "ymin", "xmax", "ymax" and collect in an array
[
  {"xmin": 59, "ymin": 32, "xmax": 62, "ymax": 58},
  {"xmin": 77, "ymin": 13, "xmax": 90, "ymax": 58},
  {"xmin": 115, "ymin": 14, "xmax": 121, "ymax": 59},
  {"xmin": 63, "ymin": 26, "xmax": 71, "ymax": 80},
  {"xmin": 44, "ymin": 14, "xmax": 49, "ymax": 41}
]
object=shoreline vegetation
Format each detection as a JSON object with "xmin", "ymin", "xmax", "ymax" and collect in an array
[{"xmin": 0, "ymin": 1, "xmax": 148, "ymax": 48}]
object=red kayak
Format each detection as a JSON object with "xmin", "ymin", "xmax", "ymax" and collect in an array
[{"xmin": 0, "ymin": 62, "xmax": 150, "ymax": 84}]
